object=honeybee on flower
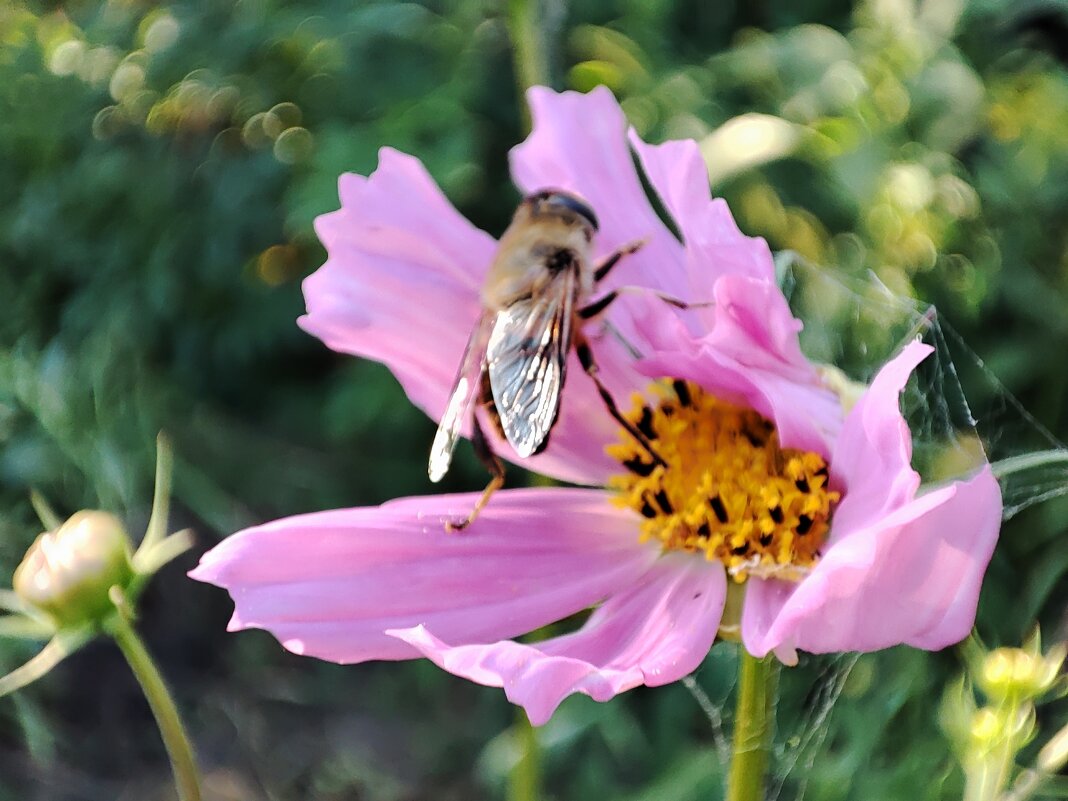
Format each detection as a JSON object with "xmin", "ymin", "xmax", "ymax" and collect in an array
[
  {"xmin": 191, "ymin": 87, "xmax": 1003, "ymax": 725},
  {"xmin": 429, "ymin": 188, "xmax": 684, "ymax": 529}
]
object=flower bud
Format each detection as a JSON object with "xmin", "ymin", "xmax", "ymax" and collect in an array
[
  {"xmin": 13, "ymin": 511, "xmax": 134, "ymax": 627},
  {"xmin": 969, "ymin": 707, "xmax": 1001, "ymax": 748},
  {"xmin": 979, "ymin": 646, "xmax": 1065, "ymax": 701},
  {"xmin": 817, "ymin": 364, "xmax": 868, "ymax": 415}
]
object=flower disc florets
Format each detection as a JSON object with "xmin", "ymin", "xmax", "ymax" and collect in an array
[{"xmin": 608, "ymin": 380, "xmax": 839, "ymax": 582}]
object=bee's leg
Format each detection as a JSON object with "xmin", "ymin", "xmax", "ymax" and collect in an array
[
  {"xmin": 593, "ymin": 238, "xmax": 648, "ymax": 282},
  {"xmin": 574, "ymin": 330, "xmax": 667, "ymax": 467},
  {"xmin": 577, "ymin": 291, "xmax": 620, "ymax": 321},
  {"xmin": 445, "ymin": 409, "xmax": 506, "ymax": 533},
  {"xmin": 579, "ymin": 287, "xmax": 711, "ymax": 322}
]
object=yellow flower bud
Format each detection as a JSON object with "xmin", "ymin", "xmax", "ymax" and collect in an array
[
  {"xmin": 970, "ymin": 707, "xmax": 1001, "ymax": 747},
  {"xmin": 979, "ymin": 646, "xmax": 1062, "ymax": 701},
  {"xmin": 817, "ymin": 364, "xmax": 868, "ymax": 416},
  {"xmin": 13, "ymin": 511, "xmax": 134, "ymax": 627},
  {"xmin": 967, "ymin": 704, "xmax": 1037, "ymax": 760}
]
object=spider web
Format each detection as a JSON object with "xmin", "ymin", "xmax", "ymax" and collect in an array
[
  {"xmin": 778, "ymin": 253, "xmax": 1068, "ymax": 518},
  {"xmin": 681, "ymin": 254, "xmax": 1068, "ymax": 800}
]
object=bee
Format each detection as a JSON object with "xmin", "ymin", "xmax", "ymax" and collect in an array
[{"xmin": 428, "ymin": 189, "xmax": 667, "ymax": 530}]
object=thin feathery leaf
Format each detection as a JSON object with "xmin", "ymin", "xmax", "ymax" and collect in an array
[
  {"xmin": 0, "ymin": 615, "xmax": 54, "ymax": 641},
  {"xmin": 134, "ymin": 529, "xmax": 195, "ymax": 576},
  {"xmin": 0, "ymin": 630, "xmax": 90, "ymax": 699},
  {"xmin": 140, "ymin": 432, "xmax": 174, "ymax": 555},
  {"xmin": 29, "ymin": 490, "xmax": 62, "ymax": 532},
  {"xmin": 0, "ymin": 590, "xmax": 32, "ymax": 616}
]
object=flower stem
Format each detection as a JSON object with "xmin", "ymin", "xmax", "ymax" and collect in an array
[
  {"xmin": 0, "ymin": 630, "xmax": 91, "ymax": 698},
  {"xmin": 726, "ymin": 649, "xmax": 779, "ymax": 801},
  {"xmin": 991, "ymin": 450, "xmax": 1068, "ymax": 480},
  {"xmin": 963, "ymin": 735, "xmax": 1016, "ymax": 801},
  {"xmin": 506, "ymin": 0, "xmax": 555, "ymax": 87},
  {"xmin": 508, "ymin": 708, "xmax": 541, "ymax": 801},
  {"xmin": 506, "ymin": 0, "xmax": 563, "ymax": 130},
  {"xmin": 29, "ymin": 489, "xmax": 62, "ymax": 531},
  {"xmin": 140, "ymin": 432, "xmax": 175, "ymax": 555},
  {"xmin": 109, "ymin": 613, "xmax": 202, "ymax": 801}
]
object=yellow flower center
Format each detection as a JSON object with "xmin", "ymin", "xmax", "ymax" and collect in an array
[{"xmin": 607, "ymin": 380, "xmax": 840, "ymax": 582}]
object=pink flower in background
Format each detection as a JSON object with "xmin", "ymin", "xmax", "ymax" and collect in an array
[{"xmin": 190, "ymin": 87, "xmax": 1003, "ymax": 725}]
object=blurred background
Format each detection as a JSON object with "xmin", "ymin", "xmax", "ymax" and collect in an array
[{"xmin": 1, "ymin": 0, "xmax": 1067, "ymax": 799}]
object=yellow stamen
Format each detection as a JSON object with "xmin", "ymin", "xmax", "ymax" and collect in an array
[{"xmin": 607, "ymin": 380, "xmax": 839, "ymax": 583}]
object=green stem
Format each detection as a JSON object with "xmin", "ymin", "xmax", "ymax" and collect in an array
[
  {"xmin": 507, "ymin": 708, "xmax": 541, "ymax": 801},
  {"xmin": 506, "ymin": 0, "xmax": 561, "ymax": 130},
  {"xmin": 963, "ymin": 701, "xmax": 1026, "ymax": 801},
  {"xmin": 991, "ymin": 450, "xmax": 1068, "ymax": 480},
  {"xmin": 140, "ymin": 432, "xmax": 174, "ymax": 554},
  {"xmin": 29, "ymin": 489, "xmax": 62, "ymax": 532},
  {"xmin": 726, "ymin": 649, "xmax": 779, "ymax": 801},
  {"xmin": 0, "ymin": 630, "xmax": 91, "ymax": 698},
  {"xmin": 963, "ymin": 738, "xmax": 1016, "ymax": 801},
  {"xmin": 109, "ymin": 614, "xmax": 202, "ymax": 801}
]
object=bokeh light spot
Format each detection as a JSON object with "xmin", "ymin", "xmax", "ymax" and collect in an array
[
  {"xmin": 109, "ymin": 62, "xmax": 145, "ymax": 103},
  {"xmin": 273, "ymin": 127, "xmax": 314, "ymax": 164},
  {"xmin": 269, "ymin": 102, "xmax": 302, "ymax": 130},
  {"xmin": 242, "ymin": 112, "xmax": 273, "ymax": 149},
  {"xmin": 143, "ymin": 12, "xmax": 180, "ymax": 54},
  {"xmin": 256, "ymin": 245, "xmax": 300, "ymax": 285},
  {"xmin": 48, "ymin": 39, "xmax": 86, "ymax": 77}
]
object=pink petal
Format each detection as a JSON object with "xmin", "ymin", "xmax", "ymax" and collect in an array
[
  {"xmin": 300, "ymin": 147, "xmax": 644, "ymax": 485},
  {"xmin": 627, "ymin": 131, "xmax": 777, "ymax": 295},
  {"xmin": 301, "ymin": 147, "xmax": 492, "ymax": 425},
  {"xmin": 634, "ymin": 274, "xmax": 843, "ymax": 457},
  {"xmin": 389, "ymin": 553, "xmax": 726, "ymax": 725},
  {"xmin": 741, "ymin": 339, "xmax": 1003, "ymax": 656},
  {"xmin": 825, "ymin": 340, "xmax": 929, "ymax": 537},
  {"xmin": 618, "ymin": 113, "xmax": 840, "ymax": 456},
  {"xmin": 741, "ymin": 465, "xmax": 1002, "ymax": 656},
  {"xmin": 510, "ymin": 86, "xmax": 688, "ymax": 295},
  {"xmin": 189, "ymin": 488, "xmax": 659, "ymax": 664}
]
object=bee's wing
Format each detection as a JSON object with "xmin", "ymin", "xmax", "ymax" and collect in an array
[
  {"xmin": 428, "ymin": 311, "xmax": 494, "ymax": 482},
  {"xmin": 487, "ymin": 268, "xmax": 577, "ymax": 458}
]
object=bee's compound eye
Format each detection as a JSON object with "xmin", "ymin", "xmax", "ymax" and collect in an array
[{"xmin": 528, "ymin": 190, "xmax": 599, "ymax": 232}]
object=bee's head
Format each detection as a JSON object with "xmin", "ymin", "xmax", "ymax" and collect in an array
[{"xmin": 522, "ymin": 189, "xmax": 599, "ymax": 234}]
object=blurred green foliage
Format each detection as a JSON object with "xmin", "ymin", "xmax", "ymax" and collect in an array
[{"xmin": 1, "ymin": 0, "xmax": 1067, "ymax": 799}]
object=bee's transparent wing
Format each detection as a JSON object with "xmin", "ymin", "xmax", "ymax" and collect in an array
[
  {"xmin": 428, "ymin": 312, "xmax": 494, "ymax": 482},
  {"xmin": 487, "ymin": 269, "xmax": 577, "ymax": 458}
]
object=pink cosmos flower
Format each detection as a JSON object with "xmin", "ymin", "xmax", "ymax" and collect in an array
[{"xmin": 190, "ymin": 87, "xmax": 1003, "ymax": 726}]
